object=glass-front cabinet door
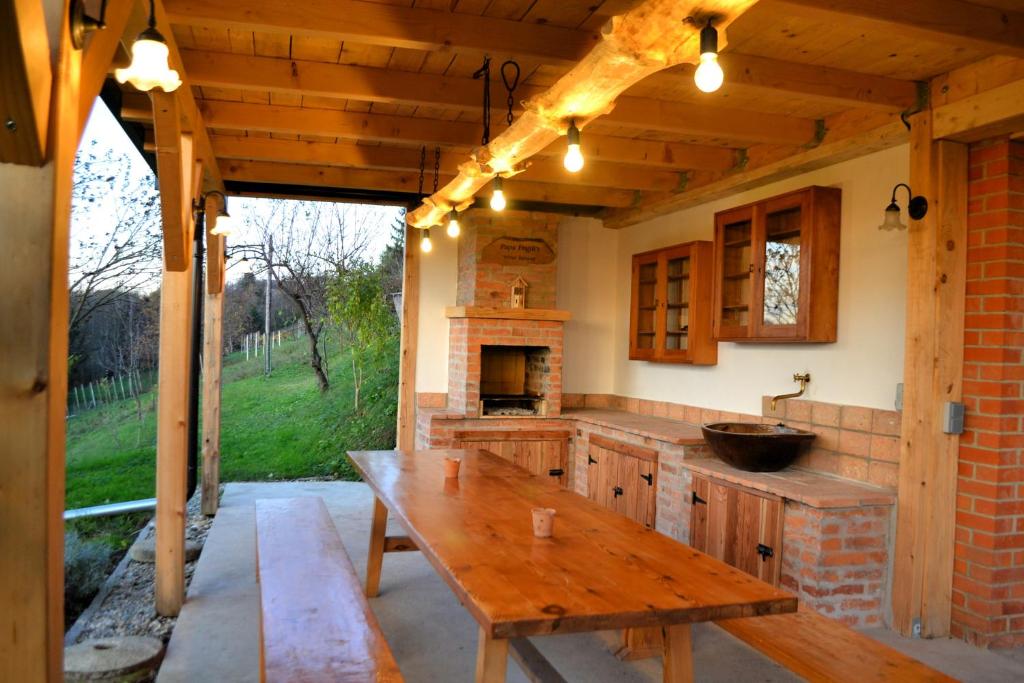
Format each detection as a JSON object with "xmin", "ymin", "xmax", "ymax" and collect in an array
[
  {"xmin": 659, "ymin": 245, "xmax": 692, "ymax": 362},
  {"xmin": 714, "ymin": 206, "xmax": 754, "ymax": 340},
  {"xmin": 629, "ymin": 251, "xmax": 660, "ymax": 360},
  {"xmin": 754, "ymin": 193, "xmax": 809, "ymax": 338}
]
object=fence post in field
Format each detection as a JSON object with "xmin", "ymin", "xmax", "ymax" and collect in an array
[
  {"xmin": 119, "ymin": 375, "xmax": 127, "ymax": 400},
  {"xmin": 88, "ymin": 382, "xmax": 96, "ymax": 408}
]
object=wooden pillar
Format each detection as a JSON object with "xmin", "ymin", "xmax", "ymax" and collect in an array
[
  {"xmin": 0, "ymin": 3, "xmax": 80, "ymax": 680},
  {"xmin": 891, "ymin": 110, "xmax": 968, "ymax": 637},
  {"xmin": 153, "ymin": 90, "xmax": 197, "ymax": 616},
  {"xmin": 395, "ymin": 224, "xmax": 420, "ymax": 450},
  {"xmin": 201, "ymin": 194, "xmax": 226, "ymax": 516}
]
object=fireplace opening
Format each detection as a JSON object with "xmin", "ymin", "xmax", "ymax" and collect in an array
[{"xmin": 479, "ymin": 345, "xmax": 550, "ymax": 417}]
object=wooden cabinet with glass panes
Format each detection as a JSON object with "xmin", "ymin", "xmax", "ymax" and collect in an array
[
  {"xmin": 628, "ymin": 241, "xmax": 716, "ymax": 364},
  {"xmin": 713, "ymin": 186, "xmax": 841, "ymax": 342}
]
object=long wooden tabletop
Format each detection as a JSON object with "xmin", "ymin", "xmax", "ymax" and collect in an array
[{"xmin": 348, "ymin": 449, "xmax": 796, "ymax": 639}]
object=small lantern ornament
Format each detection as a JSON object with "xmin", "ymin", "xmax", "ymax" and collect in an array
[{"xmin": 511, "ymin": 276, "xmax": 528, "ymax": 309}]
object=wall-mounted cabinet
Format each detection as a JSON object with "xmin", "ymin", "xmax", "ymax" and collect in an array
[
  {"xmin": 629, "ymin": 241, "xmax": 717, "ymax": 364},
  {"xmin": 586, "ymin": 434, "xmax": 657, "ymax": 528},
  {"xmin": 690, "ymin": 475, "xmax": 783, "ymax": 586},
  {"xmin": 713, "ymin": 186, "xmax": 841, "ymax": 342}
]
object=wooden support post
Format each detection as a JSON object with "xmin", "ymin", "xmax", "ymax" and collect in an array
[
  {"xmin": 0, "ymin": 4, "xmax": 81, "ymax": 679},
  {"xmin": 200, "ymin": 193, "xmax": 225, "ymax": 516},
  {"xmin": 661, "ymin": 624, "xmax": 694, "ymax": 683},
  {"xmin": 475, "ymin": 627, "xmax": 510, "ymax": 683},
  {"xmin": 365, "ymin": 497, "xmax": 388, "ymax": 597},
  {"xmin": 395, "ymin": 225, "xmax": 420, "ymax": 450},
  {"xmin": 891, "ymin": 110, "xmax": 968, "ymax": 637}
]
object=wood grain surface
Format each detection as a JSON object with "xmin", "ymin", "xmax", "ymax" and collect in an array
[{"xmin": 348, "ymin": 449, "xmax": 796, "ymax": 639}]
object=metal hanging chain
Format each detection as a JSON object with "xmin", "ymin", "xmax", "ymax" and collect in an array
[
  {"xmin": 433, "ymin": 146, "xmax": 441, "ymax": 193},
  {"xmin": 417, "ymin": 145, "xmax": 426, "ymax": 197},
  {"xmin": 501, "ymin": 60, "xmax": 520, "ymax": 126},
  {"xmin": 473, "ymin": 57, "xmax": 492, "ymax": 145}
]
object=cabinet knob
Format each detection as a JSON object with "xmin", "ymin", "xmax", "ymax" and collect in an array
[
  {"xmin": 613, "ymin": 486, "xmax": 624, "ymax": 497},
  {"xmin": 640, "ymin": 473, "xmax": 653, "ymax": 486}
]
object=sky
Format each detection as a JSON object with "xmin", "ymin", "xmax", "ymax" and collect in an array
[{"xmin": 73, "ymin": 99, "xmax": 405, "ymax": 288}]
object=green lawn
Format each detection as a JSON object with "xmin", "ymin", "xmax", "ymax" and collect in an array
[{"xmin": 65, "ymin": 333, "xmax": 398, "ymax": 547}]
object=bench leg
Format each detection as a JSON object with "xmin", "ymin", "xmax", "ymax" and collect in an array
[
  {"xmin": 365, "ymin": 496, "xmax": 388, "ymax": 597},
  {"xmin": 662, "ymin": 624, "xmax": 693, "ymax": 683},
  {"xmin": 475, "ymin": 627, "xmax": 509, "ymax": 683}
]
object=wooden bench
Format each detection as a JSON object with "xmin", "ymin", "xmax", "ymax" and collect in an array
[
  {"xmin": 717, "ymin": 605, "xmax": 956, "ymax": 683},
  {"xmin": 255, "ymin": 497, "xmax": 403, "ymax": 683}
]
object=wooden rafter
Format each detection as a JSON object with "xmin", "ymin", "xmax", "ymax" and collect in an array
[
  {"xmin": 0, "ymin": 0, "xmax": 52, "ymax": 165},
  {"xmin": 406, "ymin": 0, "xmax": 759, "ymax": 228},
  {"xmin": 164, "ymin": 0, "xmax": 600, "ymax": 66},
  {"xmin": 180, "ymin": 47, "xmax": 918, "ymax": 118},
  {"xmin": 210, "ymin": 136, "xmax": 685, "ymax": 192},
  {"xmin": 219, "ymin": 160, "xmax": 639, "ymax": 208},
  {"xmin": 770, "ymin": 0, "xmax": 1024, "ymax": 59},
  {"xmin": 933, "ymin": 76, "xmax": 1024, "ymax": 143}
]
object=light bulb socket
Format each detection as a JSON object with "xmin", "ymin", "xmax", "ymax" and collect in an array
[
  {"xmin": 493, "ymin": 175, "xmax": 504, "ymax": 191},
  {"xmin": 135, "ymin": 26, "xmax": 168, "ymax": 46},
  {"xmin": 567, "ymin": 120, "xmax": 581, "ymax": 146},
  {"xmin": 700, "ymin": 19, "xmax": 718, "ymax": 56}
]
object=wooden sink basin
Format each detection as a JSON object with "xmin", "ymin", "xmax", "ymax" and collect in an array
[{"xmin": 700, "ymin": 422, "xmax": 816, "ymax": 472}]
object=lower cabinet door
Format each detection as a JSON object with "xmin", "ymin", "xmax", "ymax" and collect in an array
[
  {"xmin": 690, "ymin": 474, "xmax": 783, "ymax": 585},
  {"xmin": 587, "ymin": 435, "xmax": 657, "ymax": 528},
  {"xmin": 453, "ymin": 430, "xmax": 571, "ymax": 488}
]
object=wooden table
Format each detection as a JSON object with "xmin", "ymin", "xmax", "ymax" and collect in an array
[{"xmin": 348, "ymin": 449, "xmax": 796, "ymax": 683}]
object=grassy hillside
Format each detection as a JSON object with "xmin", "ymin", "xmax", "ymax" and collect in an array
[{"xmin": 65, "ymin": 333, "xmax": 398, "ymax": 546}]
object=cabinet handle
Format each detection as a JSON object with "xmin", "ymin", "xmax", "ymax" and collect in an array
[
  {"xmin": 748, "ymin": 263, "xmax": 755, "ymax": 274},
  {"xmin": 548, "ymin": 468, "xmax": 564, "ymax": 477},
  {"xmin": 613, "ymin": 486, "xmax": 624, "ymax": 497},
  {"xmin": 756, "ymin": 543, "xmax": 774, "ymax": 561},
  {"xmin": 640, "ymin": 473, "xmax": 653, "ymax": 486},
  {"xmin": 588, "ymin": 455, "xmax": 597, "ymax": 465},
  {"xmin": 692, "ymin": 491, "xmax": 707, "ymax": 505}
]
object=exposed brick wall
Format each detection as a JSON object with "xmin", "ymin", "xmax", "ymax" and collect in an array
[
  {"xmin": 953, "ymin": 137, "xmax": 1024, "ymax": 649},
  {"xmin": 457, "ymin": 210, "xmax": 559, "ymax": 309}
]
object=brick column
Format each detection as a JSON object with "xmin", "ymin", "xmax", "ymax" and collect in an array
[{"xmin": 954, "ymin": 138, "xmax": 1024, "ymax": 648}]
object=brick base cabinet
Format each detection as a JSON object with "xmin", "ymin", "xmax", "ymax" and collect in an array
[{"xmin": 954, "ymin": 137, "xmax": 1024, "ymax": 648}]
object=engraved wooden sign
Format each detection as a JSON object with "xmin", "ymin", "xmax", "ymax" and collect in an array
[{"xmin": 480, "ymin": 237, "xmax": 556, "ymax": 265}]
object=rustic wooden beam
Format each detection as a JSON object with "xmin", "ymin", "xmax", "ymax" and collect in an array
[
  {"xmin": 205, "ymin": 193, "xmax": 225, "ymax": 295},
  {"xmin": 151, "ymin": 91, "xmax": 191, "ymax": 270},
  {"xmin": 0, "ymin": 4, "xmax": 81, "ymax": 679},
  {"xmin": 406, "ymin": 0, "xmax": 760, "ymax": 228},
  {"xmin": 771, "ymin": 0, "xmax": 1024, "ymax": 59},
  {"xmin": 933, "ymin": 76, "xmax": 1024, "ymax": 143},
  {"xmin": 164, "ymin": 0, "xmax": 599, "ymax": 66},
  {"xmin": 603, "ymin": 109, "xmax": 908, "ymax": 228},
  {"xmin": 200, "ymin": 191, "xmax": 225, "ymax": 516},
  {"xmin": 891, "ymin": 111, "xmax": 967, "ymax": 639},
  {"xmin": 210, "ymin": 135, "xmax": 685, "ymax": 192},
  {"xmin": 396, "ymin": 224, "xmax": 419, "ymax": 452},
  {"xmin": 218, "ymin": 159, "xmax": 638, "ymax": 208},
  {"xmin": 0, "ymin": 0, "xmax": 52, "ymax": 164},
  {"xmin": 77, "ymin": 0, "xmax": 139, "ymax": 136}
]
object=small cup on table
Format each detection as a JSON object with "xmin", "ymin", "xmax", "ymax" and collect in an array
[
  {"xmin": 443, "ymin": 457, "xmax": 462, "ymax": 479},
  {"xmin": 532, "ymin": 507, "xmax": 556, "ymax": 538}
]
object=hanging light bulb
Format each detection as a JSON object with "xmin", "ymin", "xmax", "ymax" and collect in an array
[
  {"xmin": 114, "ymin": 0, "xmax": 181, "ymax": 92},
  {"xmin": 420, "ymin": 228, "xmax": 433, "ymax": 253},
  {"xmin": 563, "ymin": 119, "xmax": 584, "ymax": 173},
  {"xmin": 490, "ymin": 176, "xmax": 507, "ymax": 212},
  {"xmin": 446, "ymin": 210, "xmax": 461, "ymax": 238},
  {"xmin": 693, "ymin": 19, "xmax": 724, "ymax": 93}
]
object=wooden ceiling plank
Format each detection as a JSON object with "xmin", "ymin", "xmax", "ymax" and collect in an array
[
  {"xmin": 218, "ymin": 159, "xmax": 638, "ymax": 207},
  {"xmin": 164, "ymin": 0, "xmax": 600, "ymax": 65},
  {"xmin": 193, "ymin": 100, "xmax": 740, "ymax": 171},
  {"xmin": 769, "ymin": 0, "xmax": 1024, "ymax": 59},
  {"xmin": 209, "ymin": 134, "xmax": 684, "ymax": 191}
]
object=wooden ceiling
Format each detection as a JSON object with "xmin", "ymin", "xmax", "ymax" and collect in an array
[{"xmin": 104, "ymin": 0, "xmax": 1024, "ymax": 226}]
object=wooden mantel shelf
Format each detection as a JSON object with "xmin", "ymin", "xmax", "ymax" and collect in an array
[{"xmin": 445, "ymin": 306, "xmax": 572, "ymax": 322}]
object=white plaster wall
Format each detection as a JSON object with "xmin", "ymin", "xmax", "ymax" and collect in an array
[
  {"xmin": 414, "ymin": 231, "xmax": 458, "ymax": 392},
  {"xmin": 557, "ymin": 217, "xmax": 619, "ymax": 395},
  {"xmin": 612, "ymin": 145, "xmax": 911, "ymax": 413}
]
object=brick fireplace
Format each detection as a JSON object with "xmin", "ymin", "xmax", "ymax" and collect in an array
[{"xmin": 445, "ymin": 210, "xmax": 567, "ymax": 418}]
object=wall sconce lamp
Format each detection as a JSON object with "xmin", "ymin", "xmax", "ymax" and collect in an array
[
  {"xmin": 879, "ymin": 183, "xmax": 928, "ymax": 231},
  {"xmin": 70, "ymin": 0, "xmax": 107, "ymax": 49},
  {"xmin": 195, "ymin": 191, "xmax": 237, "ymax": 237},
  {"xmin": 114, "ymin": 0, "xmax": 181, "ymax": 92}
]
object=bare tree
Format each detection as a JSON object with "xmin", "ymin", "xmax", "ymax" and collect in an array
[
  {"xmin": 69, "ymin": 140, "xmax": 162, "ymax": 342},
  {"xmin": 244, "ymin": 200, "xmax": 372, "ymax": 392}
]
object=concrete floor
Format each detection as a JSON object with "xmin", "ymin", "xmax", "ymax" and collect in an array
[{"xmin": 157, "ymin": 482, "xmax": 1024, "ymax": 682}]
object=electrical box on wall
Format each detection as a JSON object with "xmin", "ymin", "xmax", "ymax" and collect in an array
[
  {"xmin": 895, "ymin": 383, "xmax": 904, "ymax": 411},
  {"xmin": 943, "ymin": 402, "xmax": 965, "ymax": 435}
]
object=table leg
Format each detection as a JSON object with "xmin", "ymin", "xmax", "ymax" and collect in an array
[
  {"xmin": 475, "ymin": 626, "xmax": 509, "ymax": 683},
  {"xmin": 365, "ymin": 496, "xmax": 388, "ymax": 597},
  {"xmin": 662, "ymin": 623, "xmax": 694, "ymax": 683}
]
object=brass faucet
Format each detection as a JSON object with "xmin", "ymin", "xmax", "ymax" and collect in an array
[{"xmin": 771, "ymin": 373, "xmax": 811, "ymax": 411}]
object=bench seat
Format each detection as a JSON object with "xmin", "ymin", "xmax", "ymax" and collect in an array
[
  {"xmin": 255, "ymin": 496, "xmax": 403, "ymax": 683},
  {"xmin": 717, "ymin": 605, "xmax": 956, "ymax": 683}
]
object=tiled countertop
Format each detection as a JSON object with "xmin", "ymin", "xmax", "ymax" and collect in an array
[
  {"xmin": 681, "ymin": 458, "xmax": 896, "ymax": 508},
  {"xmin": 561, "ymin": 408, "xmax": 705, "ymax": 446}
]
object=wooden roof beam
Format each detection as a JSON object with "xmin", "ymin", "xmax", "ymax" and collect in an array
[
  {"xmin": 1, "ymin": 0, "xmax": 51, "ymax": 165},
  {"xmin": 164, "ymin": 0, "xmax": 599, "ymax": 66},
  {"xmin": 191, "ymin": 101, "xmax": 743, "ymax": 170},
  {"xmin": 770, "ymin": 0, "xmax": 1024, "ymax": 59},
  {"xmin": 209, "ymin": 136, "xmax": 685, "ymax": 192},
  {"xmin": 933, "ymin": 75, "xmax": 1024, "ymax": 142},
  {"xmin": 218, "ymin": 160, "xmax": 639, "ymax": 209}
]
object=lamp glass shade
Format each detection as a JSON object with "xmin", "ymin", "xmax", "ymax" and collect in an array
[
  {"xmin": 878, "ymin": 202, "xmax": 906, "ymax": 231},
  {"xmin": 210, "ymin": 211, "xmax": 237, "ymax": 236},
  {"xmin": 114, "ymin": 30, "xmax": 181, "ymax": 92}
]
